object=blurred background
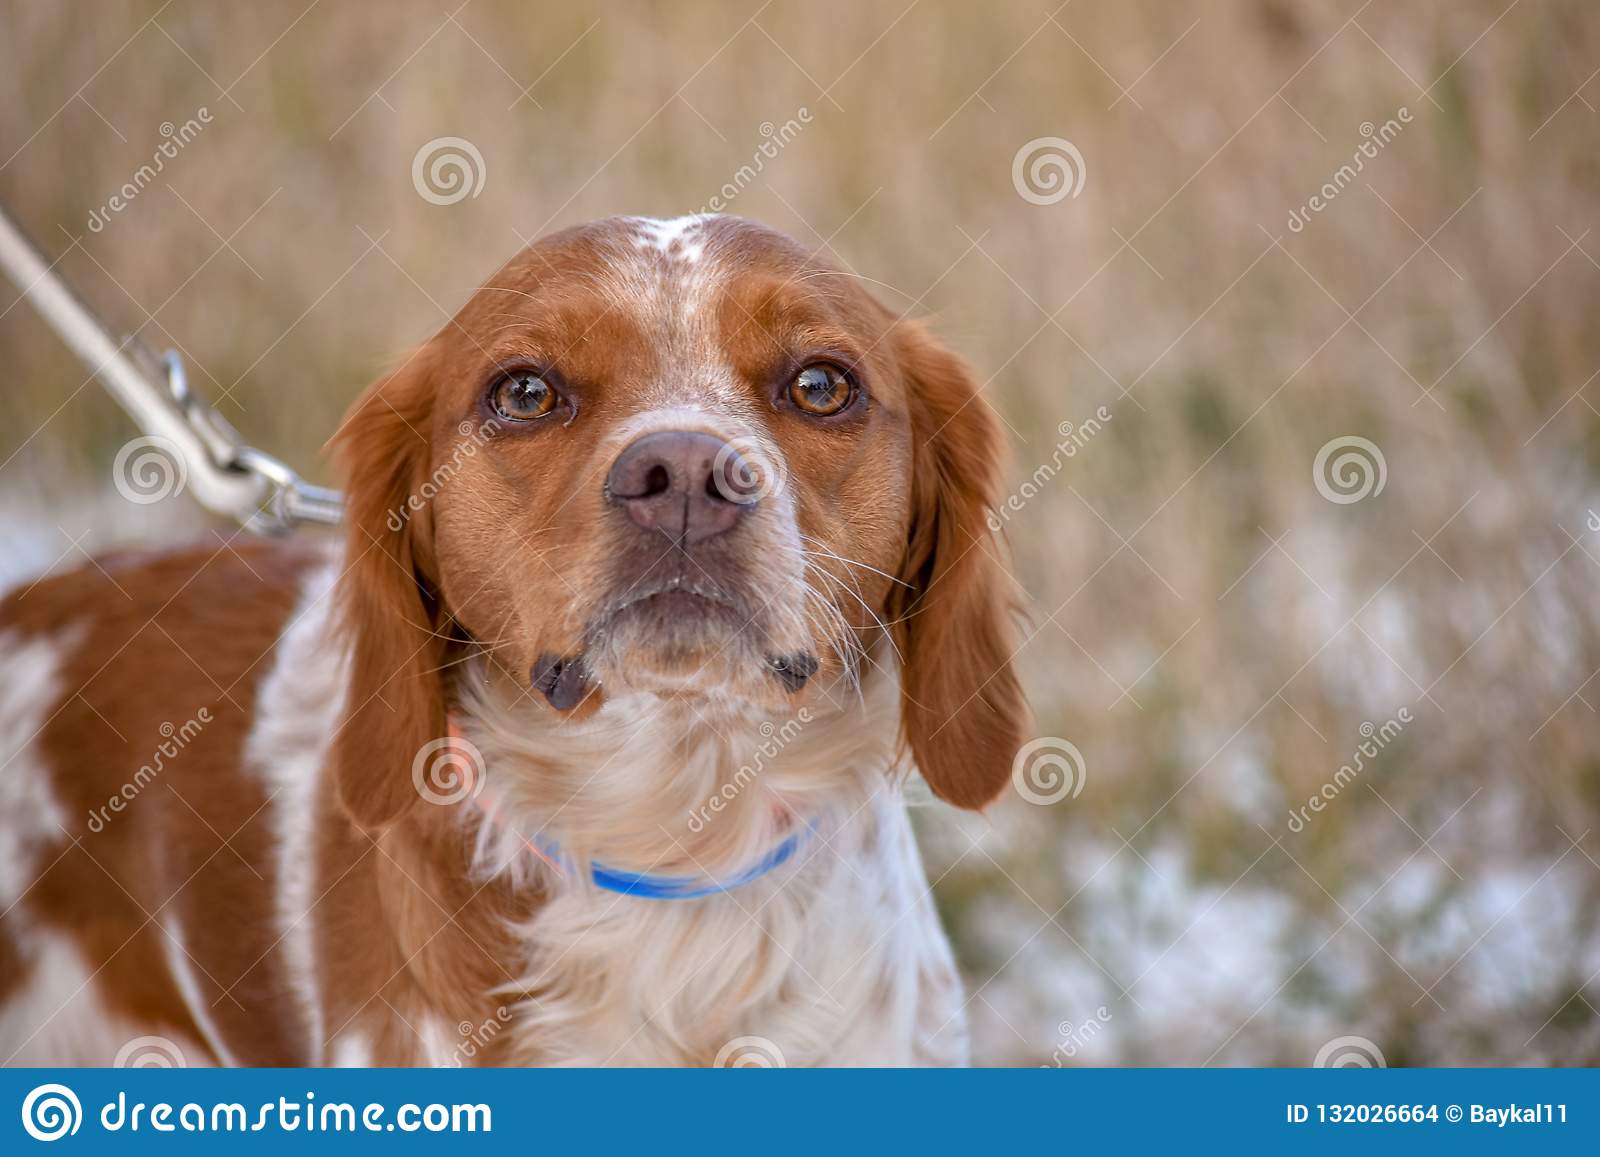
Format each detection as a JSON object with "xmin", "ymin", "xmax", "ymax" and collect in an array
[{"xmin": 3, "ymin": 0, "xmax": 1599, "ymax": 1065}]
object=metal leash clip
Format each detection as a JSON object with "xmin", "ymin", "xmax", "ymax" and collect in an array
[
  {"xmin": 154, "ymin": 347, "xmax": 344, "ymax": 533},
  {"xmin": 0, "ymin": 200, "xmax": 344, "ymax": 534}
]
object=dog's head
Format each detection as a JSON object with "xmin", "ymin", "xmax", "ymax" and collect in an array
[{"xmin": 331, "ymin": 216, "xmax": 1024, "ymax": 826}]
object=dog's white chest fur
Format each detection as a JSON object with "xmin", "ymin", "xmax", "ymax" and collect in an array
[
  {"xmin": 262, "ymin": 561, "xmax": 971, "ymax": 1067},
  {"xmin": 501, "ymin": 795, "xmax": 969, "ymax": 1066}
]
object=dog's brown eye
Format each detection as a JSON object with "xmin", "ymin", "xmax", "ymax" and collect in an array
[
  {"xmin": 489, "ymin": 372, "xmax": 558, "ymax": 421},
  {"xmin": 787, "ymin": 364, "xmax": 853, "ymax": 416}
]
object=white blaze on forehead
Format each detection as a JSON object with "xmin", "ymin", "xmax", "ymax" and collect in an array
[
  {"xmin": 629, "ymin": 214, "xmax": 719, "ymax": 263},
  {"xmin": 605, "ymin": 216, "xmax": 743, "ymax": 403},
  {"xmin": 619, "ymin": 402, "xmax": 760, "ymax": 440}
]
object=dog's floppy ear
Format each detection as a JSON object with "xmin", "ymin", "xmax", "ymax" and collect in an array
[
  {"xmin": 888, "ymin": 321, "xmax": 1027, "ymax": 810},
  {"xmin": 328, "ymin": 352, "xmax": 446, "ymax": 829}
]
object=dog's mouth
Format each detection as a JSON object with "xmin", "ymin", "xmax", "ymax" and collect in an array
[
  {"xmin": 601, "ymin": 575, "xmax": 746, "ymax": 624},
  {"xmin": 525, "ymin": 574, "xmax": 818, "ymax": 707},
  {"xmin": 591, "ymin": 575, "xmax": 750, "ymax": 687}
]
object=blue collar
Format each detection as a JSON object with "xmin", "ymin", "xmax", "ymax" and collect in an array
[{"xmin": 536, "ymin": 829, "xmax": 805, "ymax": 900}]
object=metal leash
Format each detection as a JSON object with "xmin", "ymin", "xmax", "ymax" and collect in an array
[{"xmin": 0, "ymin": 201, "xmax": 343, "ymax": 533}]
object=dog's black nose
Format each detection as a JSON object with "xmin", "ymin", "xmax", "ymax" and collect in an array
[{"xmin": 606, "ymin": 431, "xmax": 756, "ymax": 544}]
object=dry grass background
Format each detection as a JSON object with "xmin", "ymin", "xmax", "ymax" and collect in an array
[{"xmin": 3, "ymin": 0, "xmax": 1599, "ymax": 1065}]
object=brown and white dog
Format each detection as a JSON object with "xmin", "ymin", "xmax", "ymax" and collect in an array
[{"xmin": 0, "ymin": 215, "xmax": 1024, "ymax": 1067}]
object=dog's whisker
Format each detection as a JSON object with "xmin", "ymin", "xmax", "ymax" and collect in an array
[
  {"xmin": 798, "ymin": 578, "xmax": 873, "ymax": 682},
  {"xmin": 796, "ymin": 534, "xmax": 913, "ymax": 590},
  {"xmin": 800, "ymin": 534, "xmax": 915, "ymax": 588},
  {"xmin": 788, "ymin": 550, "xmax": 905, "ymax": 667},
  {"xmin": 798, "ymin": 587, "xmax": 864, "ymax": 702}
]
